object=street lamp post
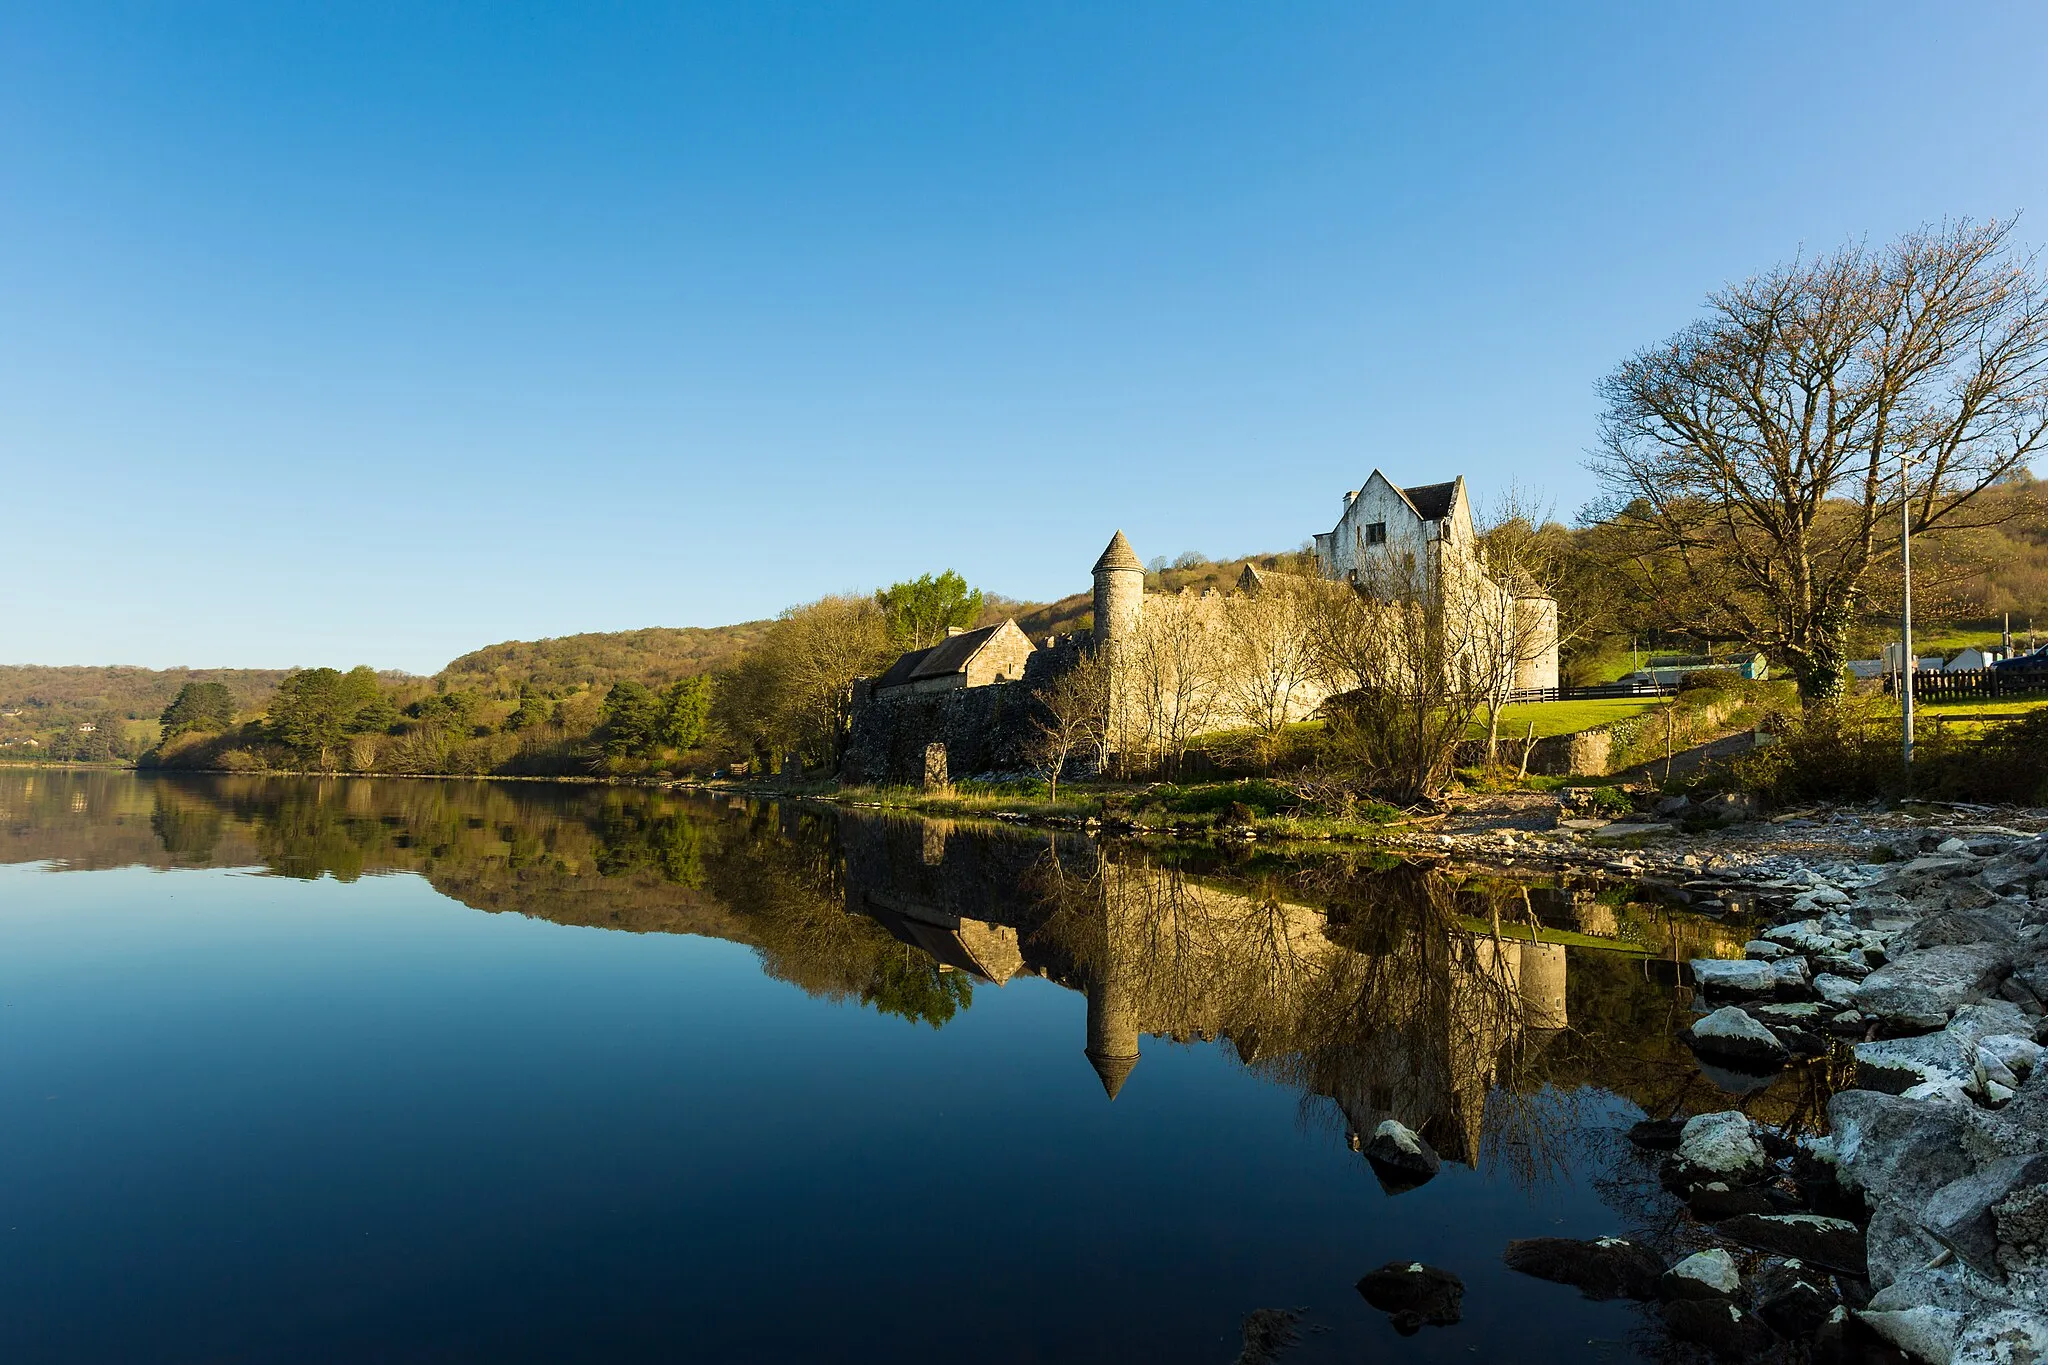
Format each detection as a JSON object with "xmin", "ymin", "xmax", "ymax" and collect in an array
[{"xmin": 1901, "ymin": 454, "xmax": 1915, "ymax": 768}]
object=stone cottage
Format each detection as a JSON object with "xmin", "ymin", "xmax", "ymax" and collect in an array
[{"xmin": 1312, "ymin": 471, "xmax": 1558, "ymax": 692}]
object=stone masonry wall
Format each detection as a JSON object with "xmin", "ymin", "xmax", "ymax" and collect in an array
[{"xmin": 842, "ymin": 635, "xmax": 1088, "ymax": 785}]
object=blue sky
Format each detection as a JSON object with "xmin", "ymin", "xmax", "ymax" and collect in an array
[{"xmin": 5, "ymin": 2, "xmax": 2046, "ymax": 673}]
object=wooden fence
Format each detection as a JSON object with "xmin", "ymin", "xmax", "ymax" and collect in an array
[
  {"xmin": 1883, "ymin": 667, "xmax": 2048, "ymax": 701},
  {"xmin": 1506, "ymin": 681, "xmax": 1677, "ymax": 705}
]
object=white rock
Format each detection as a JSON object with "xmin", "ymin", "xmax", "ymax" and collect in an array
[
  {"xmin": 1678, "ymin": 1111, "xmax": 1767, "ymax": 1179},
  {"xmin": 1814, "ymin": 973, "xmax": 1861, "ymax": 1008},
  {"xmin": 1975, "ymin": 1047, "xmax": 2020, "ymax": 1093},
  {"xmin": 1903, "ymin": 1077, "xmax": 1974, "ymax": 1105},
  {"xmin": 1745, "ymin": 939, "xmax": 1792, "ymax": 960},
  {"xmin": 1861, "ymin": 1305, "xmax": 1965, "ymax": 1364},
  {"xmin": 1668, "ymin": 1247, "xmax": 1741, "ymax": 1296},
  {"xmin": 1981, "ymin": 1034, "xmax": 2044, "ymax": 1081}
]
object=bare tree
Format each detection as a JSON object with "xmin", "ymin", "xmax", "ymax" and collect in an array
[
  {"xmin": 1470, "ymin": 484, "xmax": 1566, "ymax": 764},
  {"xmin": 1219, "ymin": 575, "xmax": 1322, "ymax": 767},
  {"xmin": 1592, "ymin": 220, "xmax": 2048, "ymax": 704},
  {"xmin": 1302, "ymin": 549, "xmax": 1488, "ymax": 803},
  {"xmin": 1121, "ymin": 591, "xmax": 1225, "ymax": 777},
  {"xmin": 1024, "ymin": 648, "xmax": 1109, "ymax": 803}
]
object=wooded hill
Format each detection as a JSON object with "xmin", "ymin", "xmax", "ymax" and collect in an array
[{"xmin": 436, "ymin": 624, "xmax": 776, "ymax": 696}]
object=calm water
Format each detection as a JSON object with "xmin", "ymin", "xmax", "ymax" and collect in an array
[{"xmin": 0, "ymin": 771, "xmax": 1804, "ymax": 1363}]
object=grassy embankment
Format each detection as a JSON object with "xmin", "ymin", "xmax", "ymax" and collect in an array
[{"xmin": 726, "ymin": 775, "xmax": 1410, "ymax": 842}]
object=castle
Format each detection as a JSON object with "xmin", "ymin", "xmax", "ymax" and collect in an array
[{"xmin": 842, "ymin": 469, "xmax": 1561, "ymax": 784}]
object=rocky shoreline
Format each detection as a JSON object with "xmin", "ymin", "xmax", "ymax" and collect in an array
[{"xmin": 1349, "ymin": 817, "xmax": 2048, "ymax": 1362}]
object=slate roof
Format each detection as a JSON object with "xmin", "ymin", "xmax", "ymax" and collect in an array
[
  {"xmin": 873, "ymin": 622, "xmax": 1008, "ymax": 689},
  {"xmin": 1092, "ymin": 530, "xmax": 1143, "ymax": 573},
  {"xmin": 1402, "ymin": 480, "xmax": 1459, "ymax": 521}
]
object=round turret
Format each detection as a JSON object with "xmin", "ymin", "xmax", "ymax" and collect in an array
[{"xmin": 1091, "ymin": 530, "xmax": 1144, "ymax": 649}]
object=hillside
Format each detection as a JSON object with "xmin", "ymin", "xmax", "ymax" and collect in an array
[
  {"xmin": 435, "ymin": 623, "xmax": 777, "ymax": 696},
  {"xmin": 0, "ymin": 665, "xmax": 296, "ymax": 761}
]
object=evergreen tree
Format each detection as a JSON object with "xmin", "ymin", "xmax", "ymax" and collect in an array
[
  {"xmin": 598, "ymin": 681, "xmax": 661, "ymax": 758},
  {"xmin": 657, "ymin": 676, "xmax": 712, "ymax": 751},
  {"xmin": 159, "ymin": 682, "xmax": 236, "ymax": 737}
]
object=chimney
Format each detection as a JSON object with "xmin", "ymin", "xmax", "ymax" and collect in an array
[{"xmin": 1342, "ymin": 490, "xmax": 1357, "ymax": 510}]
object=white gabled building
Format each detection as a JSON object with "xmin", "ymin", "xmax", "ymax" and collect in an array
[{"xmin": 1312, "ymin": 471, "xmax": 1559, "ymax": 692}]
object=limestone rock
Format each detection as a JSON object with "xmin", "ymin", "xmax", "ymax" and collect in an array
[
  {"xmin": 1745, "ymin": 939, "xmax": 1793, "ymax": 960},
  {"xmin": 1857, "ymin": 944, "xmax": 2012, "ymax": 1032},
  {"xmin": 1692, "ymin": 956, "xmax": 1810, "ymax": 998},
  {"xmin": 1685, "ymin": 1006, "xmax": 1792, "ymax": 1069},
  {"xmin": 1659, "ymin": 1248, "xmax": 1741, "ymax": 1301},
  {"xmin": 1689, "ymin": 1183, "xmax": 1778, "ymax": 1220},
  {"xmin": 1922, "ymin": 1155, "xmax": 2048, "ymax": 1278},
  {"xmin": 1677, "ymin": 1111, "xmax": 1770, "ymax": 1183},
  {"xmin": 1860, "ymin": 1305, "xmax": 1966, "ymax": 1363},
  {"xmin": 1660, "ymin": 1299, "xmax": 1778, "ymax": 1359},
  {"xmin": 1906, "ymin": 910, "xmax": 2020, "ymax": 953},
  {"xmin": 1364, "ymin": 1119, "xmax": 1441, "ymax": 1192},
  {"xmin": 1815, "ymin": 972, "xmax": 1863, "ymax": 1008},
  {"xmin": 1720, "ymin": 1213, "xmax": 1867, "ymax": 1275},
  {"xmin": 1502, "ymin": 1236, "xmax": 1665, "ymax": 1301},
  {"xmin": 1857, "ymin": 1033, "xmax": 1973, "ymax": 1095},
  {"xmin": 1831, "ymin": 1087, "xmax": 1995, "ymax": 1211},
  {"xmin": 1754, "ymin": 1259, "xmax": 1838, "ymax": 1339},
  {"xmin": 1953, "ymin": 1310, "xmax": 2048, "ymax": 1365},
  {"xmin": 1355, "ymin": 1261, "xmax": 1463, "ymax": 1333}
]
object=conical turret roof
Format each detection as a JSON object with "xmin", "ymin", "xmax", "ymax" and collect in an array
[
  {"xmin": 1092, "ymin": 530, "xmax": 1143, "ymax": 574},
  {"xmin": 1085, "ymin": 1048, "xmax": 1139, "ymax": 1100}
]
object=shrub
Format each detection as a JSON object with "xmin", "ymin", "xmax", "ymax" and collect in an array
[
  {"xmin": 1157, "ymin": 780, "xmax": 1297, "ymax": 817},
  {"xmin": 1678, "ymin": 667, "xmax": 1742, "ymax": 695}
]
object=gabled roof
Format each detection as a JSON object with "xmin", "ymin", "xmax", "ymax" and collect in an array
[
  {"xmin": 1401, "ymin": 480, "xmax": 1459, "ymax": 522},
  {"xmin": 1092, "ymin": 530, "xmax": 1143, "ymax": 573},
  {"xmin": 873, "ymin": 620, "xmax": 1025, "ymax": 690}
]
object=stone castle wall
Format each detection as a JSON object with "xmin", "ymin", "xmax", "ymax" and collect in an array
[{"xmin": 842, "ymin": 635, "xmax": 1088, "ymax": 785}]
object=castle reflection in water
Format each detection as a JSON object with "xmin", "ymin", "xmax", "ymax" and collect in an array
[{"xmin": 0, "ymin": 770, "xmax": 1787, "ymax": 1179}]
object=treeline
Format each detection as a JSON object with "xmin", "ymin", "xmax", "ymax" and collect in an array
[{"xmin": 140, "ymin": 571, "xmax": 991, "ymax": 779}]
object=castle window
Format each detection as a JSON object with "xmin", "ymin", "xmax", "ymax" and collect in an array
[{"xmin": 1361, "ymin": 522, "xmax": 1387, "ymax": 546}]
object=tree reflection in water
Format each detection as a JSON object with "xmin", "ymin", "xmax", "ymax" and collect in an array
[{"xmin": 1, "ymin": 768, "xmax": 1828, "ymax": 1199}]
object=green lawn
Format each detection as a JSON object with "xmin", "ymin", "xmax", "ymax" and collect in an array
[{"xmin": 1475, "ymin": 697, "xmax": 1663, "ymax": 741}]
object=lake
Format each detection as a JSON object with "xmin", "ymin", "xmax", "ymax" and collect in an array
[{"xmin": 0, "ymin": 770, "xmax": 1796, "ymax": 1362}]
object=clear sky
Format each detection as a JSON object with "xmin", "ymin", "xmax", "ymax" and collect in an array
[{"xmin": 6, "ymin": 2, "xmax": 2046, "ymax": 674}]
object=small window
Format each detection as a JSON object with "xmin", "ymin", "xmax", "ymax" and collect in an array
[{"xmin": 1361, "ymin": 522, "xmax": 1387, "ymax": 546}]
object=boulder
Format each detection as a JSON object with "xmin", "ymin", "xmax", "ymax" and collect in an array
[
  {"xmin": 1857, "ymin": 944, "xmax": 2012, "ymax": 1032},
  {"xmin": 1719, "ymin": 1213, "xmax": 1867, "ymax": 1275},
  {"xmin": 1677, "ymin": 1111, "xmax": 1770, "ymax": 1184},
  {"xmin": 1830, "ymin": 1090, "xmax": 1993, "ymax": 1210},
  {"xmin": 1860, "ymin": 1306, "xmax": 1966, "ymax": 1363},
  {"xmin": 1996, "ymin": 1184, "xmax": 2048, "ymax": 1276},
  {"xmin": 1685, "ymin": 1007, "xmax": 1792, "ymax": 1069},
  {"xmin": 1689, "ymin": 1183, "xmax": 1779, "ymax": 1220},
  {"xmin": 1855, "ymin": 1033, "xmax": 1972, "ymax": 1095},
  {"xmin": 1693, "ymin": 956, "xmax": 1811, "ymax": 999},
  {"xmin": 1502, "ymin": 1236, "xmax": 1665, "ymax": 1301},
  {"xmin": 1815, "ymin": 973, "xmax": 1863, "ymax": 1009},
  {"xmin": 1922, "ymin": 1155, "xmax": 2048, "ymax": 1278},
  {"xmin": 1745, "ymin": 939, "xmax": 1793, "ymax": 961},
  {"xmin": 1659, "ymin": 1248, "xmax": 1741, "ymax": 1302},
  {"xmin": 1660, "ymin": 1299, "xmax": 1779, "ymax": 1359},
  {"xmin": 1906, "ymin": 910, "xmax": 2020, "ymax": 953},
  {"xmin": 1363, "ymin": 1119, "xmax": 1441, "ymax": 1192},
  {"xmin": 1753, "ymin": 1259, "xmax": 1838, "ymax": 1339},
  {"xmin": 1953, "ymin": 1310, "xmax": 2048, "ymax": 1365},
  {"xmin": 1354, "ymin": 1261, "xmax": 1463, "ymax": 1333}
]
